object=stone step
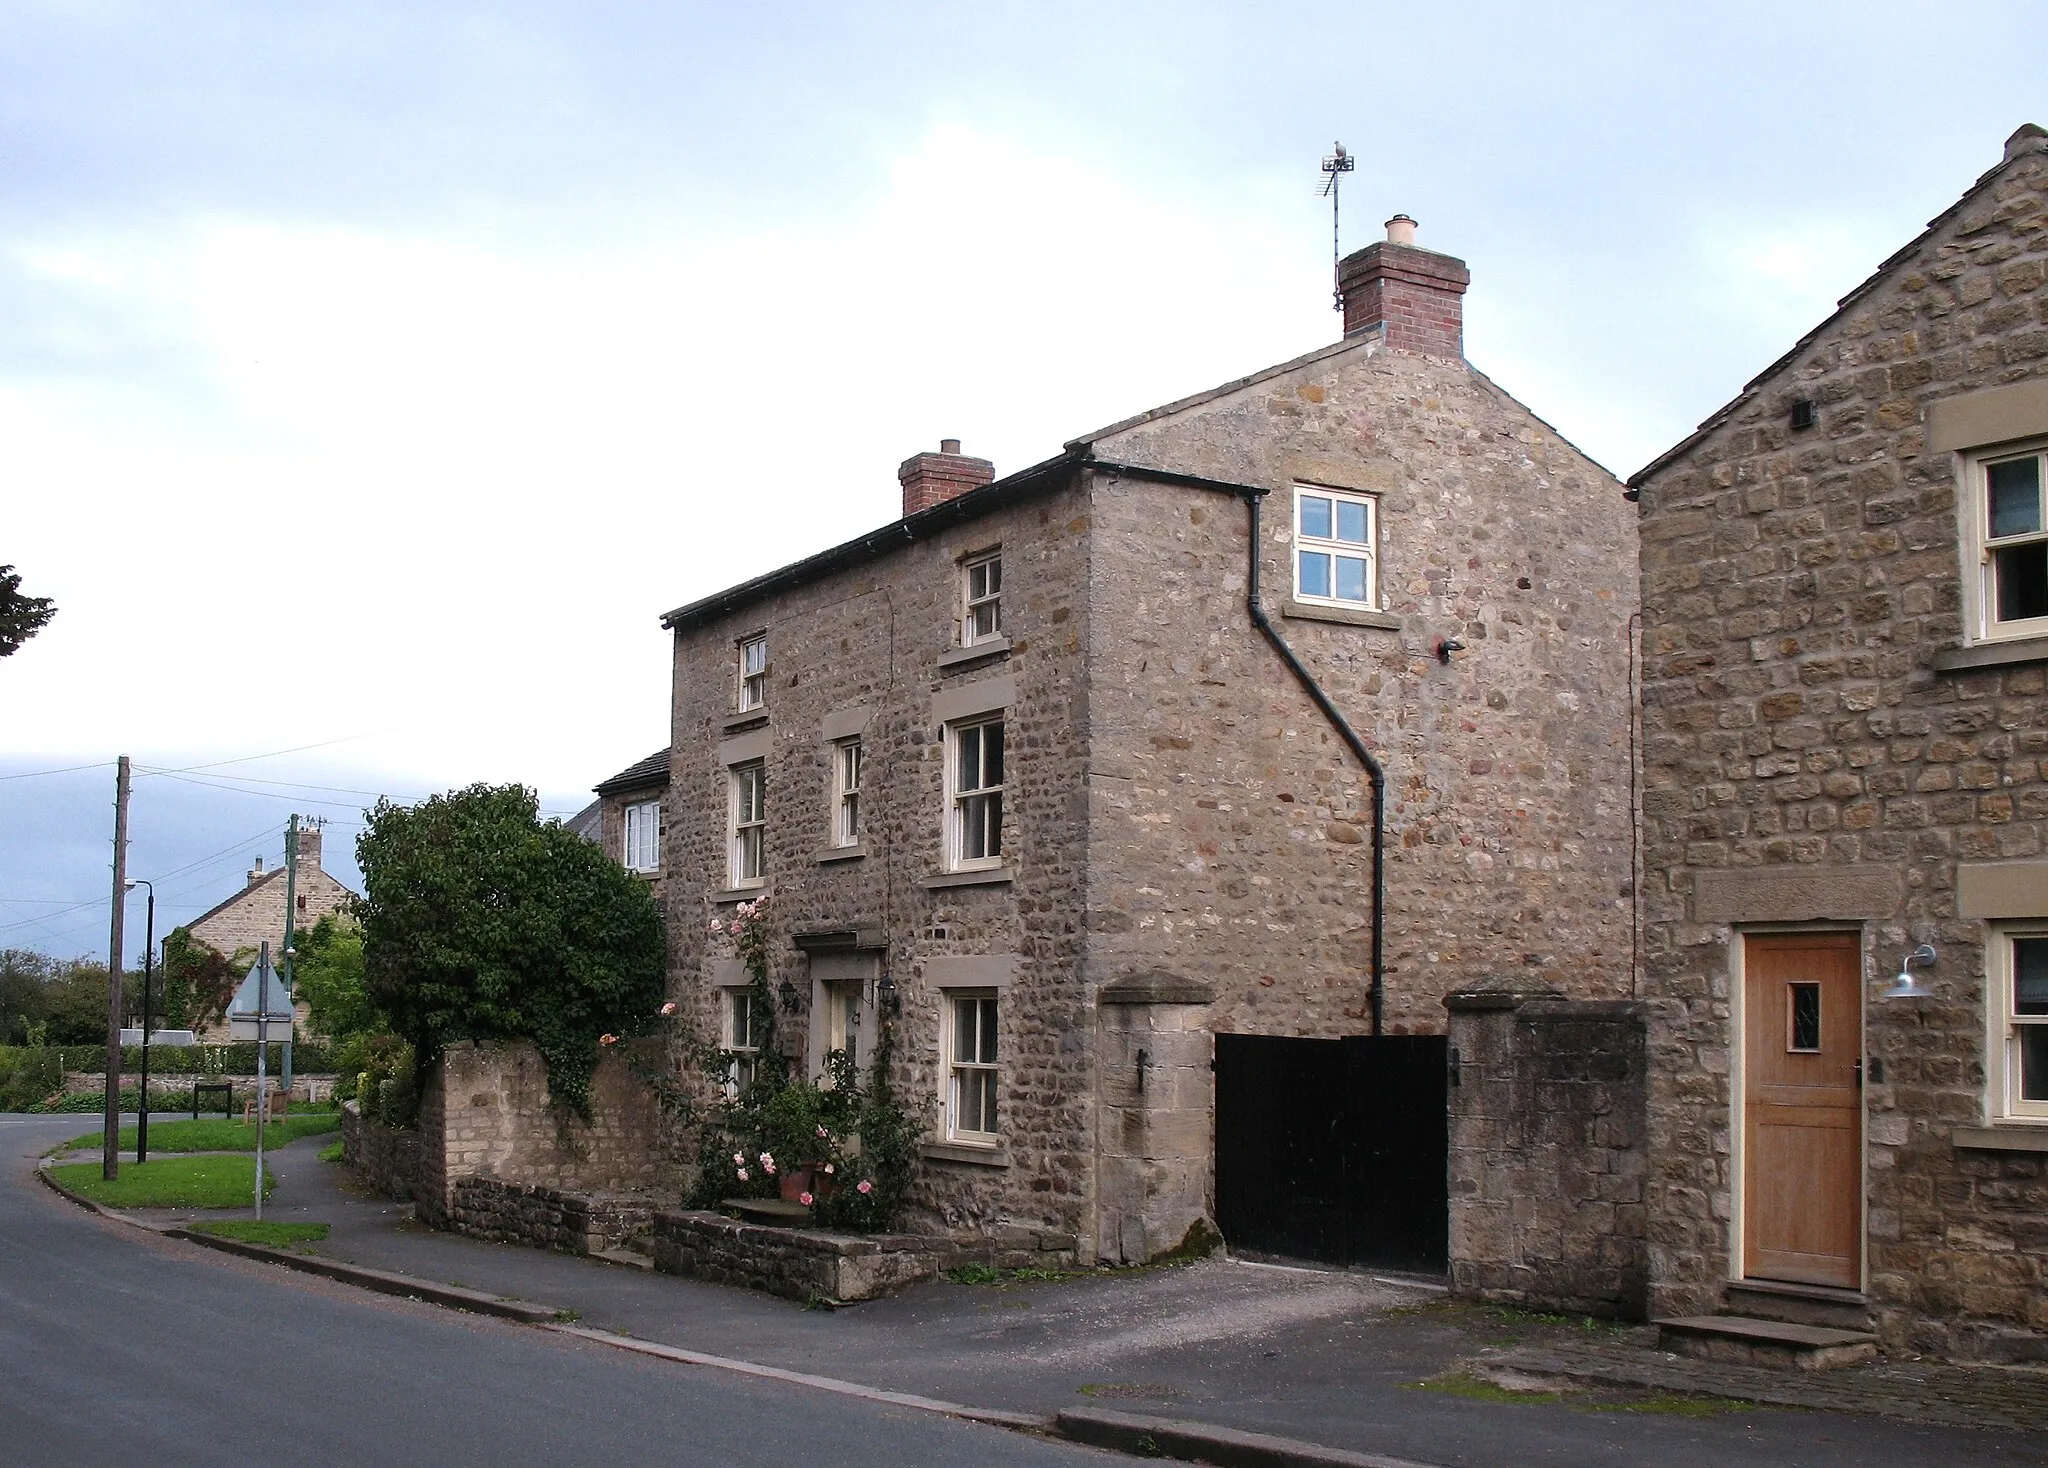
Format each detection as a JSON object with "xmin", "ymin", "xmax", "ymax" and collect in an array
[
  {"xmin": 1723, "ymin": 1278, "xmax": 1871, "ymax": 1332},
  {"xmin": 590, "ymin": 1246, "xmax": 654, "ymax": 1271},
  {"xmin": 1656, "ymin": 1314, "xmax": 1878, "ymax": 1371},
  {"xmin": 721, "ymin": 1196, "xmax": 815, "ymax": 1226}
]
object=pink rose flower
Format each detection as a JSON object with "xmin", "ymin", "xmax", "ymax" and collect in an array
[
  {"xmin": 857, "ymin": 1179, "xmax": 873, "ymax": 1195},
  {"xmin": 660, "ymin": 1001, "xmax": 678, "ymax": 1017},
  {"xmin": 732, "ymin": 1152, "xmax": 744, "ymax": 1166},
  {"xmin": 736, "ymin": 1168, "xmax": 749, "ymax": 1181},
  {"xmin": 798, "ymin": 1191, "xmax": 814, "ymax": 1207},
  {"xmin": 823, "ymin": 1163, "xmax": 835, "ymax": 1175},
  {"xmin": 708, "ymin": 919, "xmax": 723, "ymax": 935},
  {"xmin": 815, "ymin": 1125, "xmax": 828, "ymax": 1138},
  {"xmin": 729, "ymin": 920, "xmax": 743, "ymax": 936},
  {"xmin": 598, "ymin": 1034, "xmax": 618, "ymax": 1046}
]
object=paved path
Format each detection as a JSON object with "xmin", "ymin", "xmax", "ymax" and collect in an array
[
  {"xmin": 42, "ymin": 1122, "xmax": 2045, "ymax": 1468},
  {"xmin": 1, "ymin": 1116, "xmax": 1109, "ymax": 1468}
]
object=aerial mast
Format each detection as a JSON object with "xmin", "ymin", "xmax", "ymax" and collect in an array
[{"xmin": 1320, "ymin": 141, "xmax": 1355, "ymax": 313}]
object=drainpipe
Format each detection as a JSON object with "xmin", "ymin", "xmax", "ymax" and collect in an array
[
  {"xmin": 1243, "ymin": 491, "xmax": 1388, "ymax": 1036},
  {"xmin": 1077, "ymin": 455, "xmax": 1389, "ymax": 1036}
]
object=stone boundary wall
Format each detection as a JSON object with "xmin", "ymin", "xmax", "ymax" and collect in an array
[
  {"xmin": 651, "ymin": 1210, "xmax": 1079, "ymax": 1303},
  {"xmin": 1446, "ymin": 986, "xmax": 1651, "ymax": 1320},
  {"xmin": 447, "ymin": 1176, "xmax": 657, "ymax": 1257},
  {"xmin": 340, "ymin": 1100, "xmax": 421, "ymax": 1204}
]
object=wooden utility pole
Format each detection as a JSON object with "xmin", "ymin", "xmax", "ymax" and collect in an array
[{"xmin": 102, "ymin": 755, "xmax": 130, "ymax": 1181}]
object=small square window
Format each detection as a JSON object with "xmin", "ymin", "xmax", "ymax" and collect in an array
[
  {"xmin": 722, "ymin": 988, "xmax": 768, "ymax": 1097},
  {"xmin": 947, "ymin": 717, "xmax": 1004, "ymax": 870},
  {"xmin": 729, "ymin": 761, "xmax": 766, "ymax": 886},
  {"xmin": 964, "ymin": 552, "xmax": 1002, "ymax": 645},
  {"xmin": 738, "ymin": 634, "xmax": 769, "ymax": 711},
  {"xmin": 1293, "ymin": 486, "xmax": 1378, "ymax": 609},
  {"xmin": 832, "ymin": 738, "xmax": 862, "ymax": 848},
  {"xmin": 944, "ymin": 990, "xmax": 999, "ymax": 1143},
  {"xmin": 623, "ymin": 799, "xmax": 662, "ymax": 873}
]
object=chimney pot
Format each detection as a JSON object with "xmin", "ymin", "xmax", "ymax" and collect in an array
[
  {"xmin": 2007, "ymin": 123, "xmax": 2048, "ymax": 162},
  {"xmin": 898, "ymin": 440, "xmax": 995, "ymax": 518},
  {"xmin": 1385, "ymin": 213, "xmax": 1418, "ymax": 246}
]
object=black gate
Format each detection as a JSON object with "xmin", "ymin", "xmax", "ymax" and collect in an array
[{"xmin": 1213, "ymin": 1033, "xmax": 1448, "ymax": 1273}]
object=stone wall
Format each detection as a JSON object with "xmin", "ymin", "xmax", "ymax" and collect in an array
[
  {"xmin": 447, "ymin": 1176, "xmax": 657, "ymax": 1256},
  {"xmin": 340, "ymin": 1099, "xmax": 421, "ymax": 1204},
  {"xmin": 1445, "ymin": 986, "xmax": 1650, "ymax": 1319},
  {"xmin": 650, "ymin": 1209, "xmax": 1078, "ymax": 1303},
  {"xmin": 1633, "ymin": 129, "xmax": 2048, "ymax": 1360},
  {"xmin": 415, "ymin": 1039, "xmax": 681, "ymax": 1230}
]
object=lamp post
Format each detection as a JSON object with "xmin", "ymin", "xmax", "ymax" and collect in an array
[{"xmin": 125, "ymin": 880, "xmax": 155, "ymax": 1163}]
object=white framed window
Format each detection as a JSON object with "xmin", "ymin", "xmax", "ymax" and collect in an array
[
  {"xmin": 942, "ymin": 990, "xmax": 999, "ymax": 1144},
  {"xmin": 1292, "ymin": 485, "xmax": 1378, "ymax": 608},
  {"xmin": 963, "ymin": 551, "xmax": 1002, "ymax": 645},
  {"xmin": 1987, "ymin": 927, "xmax": 2048, "ymax": 1123},
  {"xmin": 722, "ymin": 988, "xmax": 767, "ymax": 1097},
  {"xmin": 1963, "ymin": 445, "xmax": 2048, "ymax": 644},
  {"xmin": 622, "ymin": 799, "xmax": 661, "ymax": 873},
  {"xmin": 946, "ymin": 716, "xmax": 1004, "ymax": 870},
  {"xmin": 737, "ymin": 634, "xmax": 769, "ymax": 710},
  {"xmin": 729, "ymin": 761, "xmax": 766, "ymax": 886},
  {"xmin": 832, "ymin": 738, "xmax": 862, "ymax": 847}
]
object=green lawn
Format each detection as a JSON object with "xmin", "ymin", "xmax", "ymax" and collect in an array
[
  {"xmin": 187, "ymin": 1220, "xmax": 329, "ymax": 1247},
  {"xmin": 65, "ymin": 1114, "xmax": 340, "ymax": 1153},
  {"xmin": 51, "ymin": 1155, "xmax": 275, "ymax": 1209}
]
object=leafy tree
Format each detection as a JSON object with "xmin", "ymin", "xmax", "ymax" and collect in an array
[
  {"xmin": 356, "ymin": 783, "xmax": 665, "ymax": 1119},
  {"xmin": 0, "ymin": 565, "xmax": 56, "ymax": 657},
  {"xmin": 291, "ymin": 911, "xmax": 376, "ymax": 1041}
]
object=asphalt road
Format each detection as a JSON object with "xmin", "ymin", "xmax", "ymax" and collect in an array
[{"xmin": 0, "ymin": 1116, "xmax": 1108, "ymax": 1468}]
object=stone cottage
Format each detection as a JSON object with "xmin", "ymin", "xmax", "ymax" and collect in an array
[
  {"xmin": 656, "ymin": 216, "xmax": 1637, "ymax": 1269},
  {"xmin": 1630, "ymin": 124, "xmax": 2048, "ymax": 1361},
  {"xmin": 186, "ymin": 824, "xmax": 353, "ymax": 1039},
  {"xmin": 567, "ymin": 748, "xmax": 671, "ymax": 905}
]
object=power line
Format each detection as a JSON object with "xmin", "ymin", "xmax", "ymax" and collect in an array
[
  {"xmin": 136, "ymin": 764, "xmax": 401, "ymax": 801},
  {"xmin": 143, "ymin": 770, "xmax": 371, "ymax": 811},
  {"xmin": 0, "ymin": 759, "xmax": 117, "ymax": 782}
]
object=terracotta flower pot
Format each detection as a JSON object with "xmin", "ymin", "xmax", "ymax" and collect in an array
[{"xmin": 778, "ymin": 1166, "xmax": 837, "ymax": 1204}]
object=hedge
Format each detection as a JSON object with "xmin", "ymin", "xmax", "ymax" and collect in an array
[{"xmin": 0, "ymin": 1042, "xmax": 338, "ymax": 1077}]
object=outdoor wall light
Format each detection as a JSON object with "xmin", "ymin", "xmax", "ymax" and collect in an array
[
  {"xmin": 876, "ymin": 973, "xmax": 900, "ymax": 1014},
  {"xmin": 1884, "ymin": 943, "xmax": 1937, "ymax": 1000},
  {"xmin": 776, "ymin": 978, "xmax": 805, "ymax": 1015},
  {"xmin": 1435, "ymin": 636, "xmax": 1466, "ymax": 665}
]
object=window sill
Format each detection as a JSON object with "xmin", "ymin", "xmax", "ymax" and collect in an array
[
  {"xmin": 626, "ymin": 868, "xmax": 661, "ymax": 880},
  {"xmin": 923, "ymin": 867, "xmax": 1014, "ymax": 890},
  {"xmin": 938, "ymin": 636, "xmax": 1011, "ymax": 674},
  {"xmin": 1931, "ymin": 636, "xmax": 2048, "ymax": 673},
  {"xmin": 920, "ymin": 1141, "xmax": 1009, "ymax": 1168},
  {"xmin": 815, "ymin": 843, "xmax": 866, "ymax": 864},
  {"xmin": 1281, "ymin": 599, "xmax": 1402, "ymax": 630},
  {"xmin": 711, "ymin": 885, "xmax": 769, "ymax": 904},
  {"xmin": 1953, "ymin": 1124, "xmax": 2048, "ymax": 1153},
  {"xmin": 721, "ymin": 708, "xmax": 770, "ymax": 733}
]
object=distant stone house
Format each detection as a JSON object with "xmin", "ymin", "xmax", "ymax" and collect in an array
[
  {"xmin": 186, "ymin": 826, "xmax": 354, "ymax": 1039},
  {"xmin": 650, "ymin": 215, "xmax": 1638, "ymax": 1268},
  {"xmin": 1630, "ymin": 125, "xmax": 2048, "ymax": 1361},
  {"xmin": 565, "ymin": 750, "xmax": 671, "ymax": 905}
]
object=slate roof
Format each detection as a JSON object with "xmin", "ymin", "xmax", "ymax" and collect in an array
[{"xmin": 593, "ymin": 748, "xmax": 671, "ymax": 796}]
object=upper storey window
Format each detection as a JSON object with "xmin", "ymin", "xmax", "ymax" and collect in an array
[
  {"xmin": 622, "ymin": 799, "xmax": 661, "ymax": 873},
  {"xmin": 1970, "ymin": 446, "xmax": 2048, "ymax": 642},
  {"xmin": 1293, "ymin": 487, "xmax": 1377, "ymax": 608},
  {"xmin": 737, "ymin": 634, "xmax": 769, "ymax": 710},
  {"xmin": 964, "ymin": 551, "xmax": 1002, "ymax": 645}
]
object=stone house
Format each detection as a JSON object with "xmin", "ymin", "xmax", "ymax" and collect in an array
[
  {"xmin": 186, "ymin": 825, "xmax": 353, "ymax": 1039},
  {"xmin": 1630, "ymin": 124, "xmax": 2048, "ymax": 1361},
  {"xmin": 567, "ymin": 748, "xmax": 671, "ymax": 905},
  {"xmin": 656, "ymin": 217, "xmax": 1637, "ymax": 1268}
]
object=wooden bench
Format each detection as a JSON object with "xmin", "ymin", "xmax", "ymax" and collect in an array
[{"xmin": 241, "ymin": 1087, "xmax": 291, "ymax": 1123}]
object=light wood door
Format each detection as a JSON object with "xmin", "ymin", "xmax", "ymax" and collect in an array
[{"xmin": 1742, "ymin": 933, "xmax": 1862, "ymax": 1288}]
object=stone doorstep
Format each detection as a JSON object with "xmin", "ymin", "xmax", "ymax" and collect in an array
[
  {"xmin": 1722, "ymin": 1278, "xmax": 1871, "ymax": 1331},
  {"xmin": 1657, "ymin": 1315, "xmax": 1880, "ymax": 1371}
]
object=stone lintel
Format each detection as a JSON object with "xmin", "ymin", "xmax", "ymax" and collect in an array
[
  {"xmin": 1690, "ymin": 864, "xmax": 1899, "ymax": 922},
  {"xmin": 1956, "ymin": 860, "xmax": 2048, "ymax": 918},
  {"xmin": 1925, "ymin": 378, "xmax": 2048, "ymax": 452},
  {"xmin": 1098, "ymin": 969, "xmax": 1216, "ymax": 1005}
]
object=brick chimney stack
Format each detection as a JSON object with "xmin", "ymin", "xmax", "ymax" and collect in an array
[
  {"xmin": 1337, "ymin": 215, "xmax": 1470, "ymax": 359},
  {"xmin": 898, "ymin": 439, "xmax": 995, "ymax": 518}
]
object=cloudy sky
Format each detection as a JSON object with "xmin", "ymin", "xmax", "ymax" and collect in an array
[{"xmin": 4, "ymin": 0, "xmax": 2044, "ymax": 958}]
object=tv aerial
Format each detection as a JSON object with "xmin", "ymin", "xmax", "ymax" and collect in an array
[{"xmin": 1320, "ymin": 142, "xmax": 1355, "ymax": 312}]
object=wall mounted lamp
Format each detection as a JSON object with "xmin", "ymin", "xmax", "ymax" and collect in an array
[
  {"xmin": 876, "ymin": 973, "xmax": 900, "ymax": 1015},
  {"xmin": 1884, "ymin": 943, "xmax": 1937, "ymax": 1000},
  {"xmin": 776, "ymin": 977, "xmax": 806, "ymax": 1014},
  {"xmin": 1435, "ymin": 636, "xmax": 1466, "ymax": 665}
]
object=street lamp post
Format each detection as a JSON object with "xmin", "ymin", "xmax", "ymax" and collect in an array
[{"xmin": 126, "ymin": 880, "xmax": 155, "ymax": 1164}]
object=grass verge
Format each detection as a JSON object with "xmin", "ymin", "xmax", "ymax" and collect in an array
[
  {"xmin": 50, "ymin": 1155, "xmax": 275, "ymax": 1209},
  {"xmin": 186, "ymin": 1220, "xmax": 330, "ymax": 1247},
  {"xmin": 65, "ymin": 1115, "xmax": 340, "ymax": 1153},
  {"xmin": 317, "ymin": 1139, "xmax": 344, "ymax": 1163}
]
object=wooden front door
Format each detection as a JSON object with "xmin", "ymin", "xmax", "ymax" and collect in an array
[{"xmin": 1742, "ymin": 933, "xmax": 1862, "ymax": 1288}]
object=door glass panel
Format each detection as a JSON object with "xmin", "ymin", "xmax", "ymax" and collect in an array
[
  {"xmin": 1988, "ymin": 457, "xmax": 2042, "ymax": 538},
  {"xmin": 1788, "ymin": 982, "xmax": 1821, "ymax": 1052}
]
